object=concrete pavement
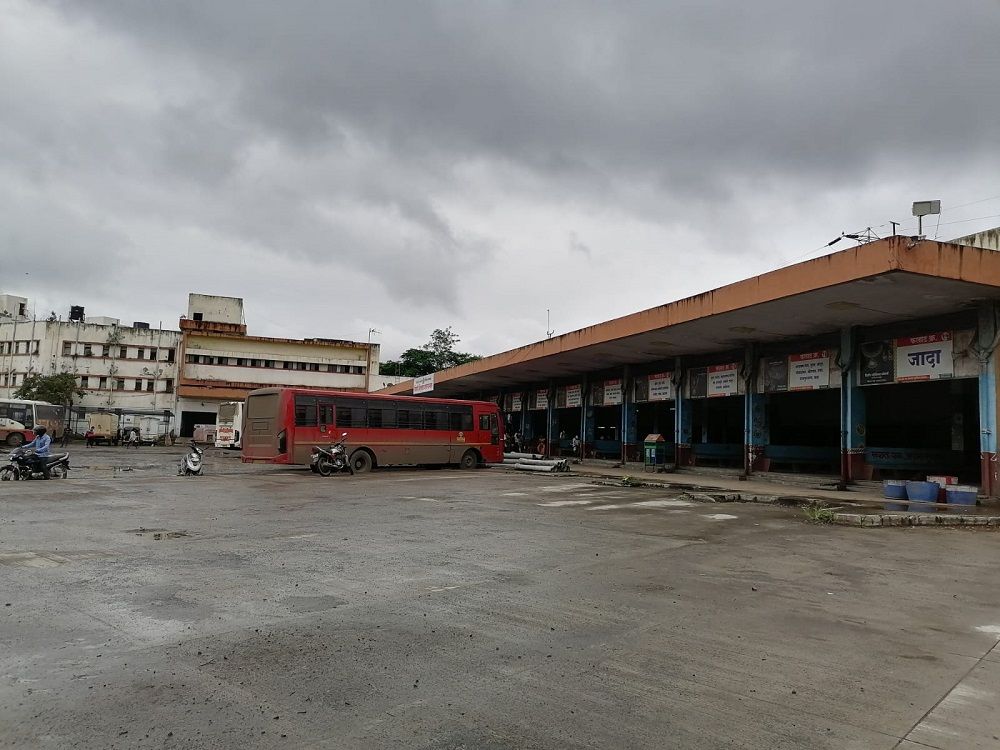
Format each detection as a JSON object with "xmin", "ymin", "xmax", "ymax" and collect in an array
[{"xmin": 2, "ymin": 466, "xmax": 999, "ymax": 748}]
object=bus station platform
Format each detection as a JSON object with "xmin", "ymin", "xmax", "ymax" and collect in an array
[{"xmin": 502, "ymin": 458, "xmax": 1000, "ymax": 520}]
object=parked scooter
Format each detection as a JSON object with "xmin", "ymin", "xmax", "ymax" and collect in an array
[
  {"xmin": 178, "ymin": 441, "xmax": 204, "ymax": 476},
  {"xmin": 310, "ymin": 433, "xmax": 354, "ymax": 477},
  {"xmin": 1, "ymin": 447, "xmax": 70, "ymax": 480}
]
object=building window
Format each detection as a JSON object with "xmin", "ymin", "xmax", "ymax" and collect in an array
[
  {"xmin": 115, "ymin": 378, "xmax": 125, "ymax": 391},
  {"xmin": 80, "ymin": 376, "xmax": 89, "ymax": 388},
  {"xmin": 192, "ymin": 312, "xmax": 203, "ymax": 321},
  {"xmin": 62, "ymin": 341, "xmax": 73, "ymax": 356},
  {"xmin": 163, "ymin": 378, "xmax": 174, "ymax": 393},
  {"xmin": 99, "ymin": 376, "xmax": 107, "ymax": 389},
  {"xmin": 165, "ymin": 348, "xmax": 175, "ymax": 362},
  {"xmin": 186, "ymin": 354, "xmax": 197, "ymax": 364},
  {"xmin": 119, "ymin": 346, "xmax": 128, "ymax": 358},
  {"xmin": 133, "ymin": 380, "xmax": 142, "ymax": 391},
  {"xmin": 83, "ymin": 344, "xmax": 93, "ymax": 357},
  {"xmin": 146, "ymin": 380, "xmax": 154, "ymax": 392},
  {"xmin": 149, "ymin": 348, "xmax": 157, "ymax": 360}
]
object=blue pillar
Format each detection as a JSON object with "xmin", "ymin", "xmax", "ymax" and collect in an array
[
  {"xmin": 674, "ymin": 359, "xmax": 693, "ymax": 465},
  {"xmin": 742, "ymin": 345, "xmax": 766, "ymax": 473},
  {"xmin": 978, "ymin": 303, "xmax": 999, "ymax": 496},
  {"xmin": 840, "ymin": 327, "xmax": 867, "ymax": 482},
  {"xmin": 745, "ymin": 391, "xmax": 769, "ymax": 472},
  {"xmin": 623, "ymin": 367, "xmax": 637, "ymax": 462}
]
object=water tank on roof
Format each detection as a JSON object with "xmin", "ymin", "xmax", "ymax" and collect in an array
[
  {"xmin": 133, "ymin": 321, "xmax": 150, "ymax": 329},
  {"xmin": 69, "ymin": 305, "xmax": 85, "ymax": 322}
]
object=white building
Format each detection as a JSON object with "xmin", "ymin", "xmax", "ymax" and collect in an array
[
  {"xmin": 175, "ymin": 293, "xmax": 380, "ymax": 434},
  {"xmin": 0, "ymin": 292, "xmax": 384, "ymax": 437},
  {"xmin": 0, "ymin": 301, "xmax": 181, "ymax": 434}
]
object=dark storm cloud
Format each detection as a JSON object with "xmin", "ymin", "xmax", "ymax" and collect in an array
[
  {"xmin": 53, "ymin": 0, "xmax": 1000, "ymax": 190},
  {"xmin": 5, "ymin": 1, "xmax": 1000, "ymax": 354}
]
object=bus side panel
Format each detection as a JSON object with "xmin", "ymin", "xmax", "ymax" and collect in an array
[{"xmin": 242, "ymin": 392, "xmax": 284, "ymax": 462}]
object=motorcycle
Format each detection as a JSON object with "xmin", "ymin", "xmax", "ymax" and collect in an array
[
  {"xmin": 178, "ymin": 441, "xmax": 204, "ymax": 476},
  {"xmin": 310, "ymin": 433, "xmax": 353, "ymax": 477},
  {"xmin": 1, "ymin": 447, "xmax": 71, "ymax": 480}
]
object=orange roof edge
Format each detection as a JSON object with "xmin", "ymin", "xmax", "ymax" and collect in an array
[{"xmin": 379, "ymin": 237, "xmax": 1000, "ymax": 395}]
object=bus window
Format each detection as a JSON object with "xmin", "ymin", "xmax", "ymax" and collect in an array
[
  {"xmin": 335, "ymin": 402, "xmax": 366, "ymax": 428},
  {"xmin": 398, "ymin": 407, "xmax": 423, "ymax": 430},
  {"xmin": 451, "ymin": 409, "xmax": 473, "ymax": 431},
  {"xmin": 368, "ymin": 404, "xmax": 396, "ymax": 429},
  {"xmin": 425, "ymin": 410, "xmax": 449, "ymax": 430},
  {"xmin": 294, "ymin": 395, "xmax": 317, "ymax": 426},
  {"xmin": 318, "ymin": 402, "xmax": 334, "ymax": 426},
  {"xmin": 479, "ymin": 414, "xmax": 490, "ymax": 431}
]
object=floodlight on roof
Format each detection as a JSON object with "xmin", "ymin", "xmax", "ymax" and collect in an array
[{"xmin": 912, "ymin": 200, "xmax": 941, "ymax": 237}]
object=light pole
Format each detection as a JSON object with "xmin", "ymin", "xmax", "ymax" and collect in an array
[{"xmin": 366, "ymin": 328, "xmax": 381, "ymax": 392}]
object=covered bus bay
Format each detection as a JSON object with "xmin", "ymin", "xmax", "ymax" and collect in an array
[{"xmin": 379, "ymin": 237, "xmax": 1000, "ymax": 499}]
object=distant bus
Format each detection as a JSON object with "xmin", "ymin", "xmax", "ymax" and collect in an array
[
  {"xmin": 241, "ymin": 387, "xmax": 504, "ymax": 472},
  {"xmin": 0, "ymin": 399, "xmax": 65, "ymax": 446},
  {"xmin": 215, "ymin": 401, "xmax": 244, "ymax": 449}
]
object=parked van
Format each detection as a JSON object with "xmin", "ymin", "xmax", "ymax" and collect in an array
[{"xmin": 88, "ymin": 412, "xmax": 120, "ymax": 445}]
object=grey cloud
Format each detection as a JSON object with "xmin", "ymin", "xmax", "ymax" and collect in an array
[
  {"xmin": 53, "ymin": 1, "xmax": 1000, "ymax": 192},
  {"xmin": 568, "ymin": 232, "xmax": 592, "ymax": 258},
  {"xmin": 4, "ymin": 1, "xmax": 998, "ymax": 358}
]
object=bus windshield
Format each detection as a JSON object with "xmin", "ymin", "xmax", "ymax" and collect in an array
[{"xmin": 218, "ymin": 403, "xmax": 239, "ymax": 421}]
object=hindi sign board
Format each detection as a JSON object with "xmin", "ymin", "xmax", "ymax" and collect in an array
[
  {"xmin": 788, "ymin": 351, "xmax": 830, "ymax": 390},
  {"xmin": 566, "ymin": 384, "xmax": 582, "ymax": 408},
  {"xmin": 530, "ymin": 389, "xmax": 549, "ymax": 410},
  {"xmin": 413, "ymin": 373, "xmax": 434, "ymax": 394},
  {"xmin": 859, "ymin": 340, "xmax": 894, "ymax": 385},
  {"xmin": 761, "ymin": 357, "xmax": 788, "ymax": 393},
  {"xmin": 603, "ymin": 379, "xmax": 623, "ymax": 406},
  {"xmin": 895, "ymin": 333, "xmax": 953, "ymax": 382},
  {"xmin": 688, "ymin": 367, "xmax": 708, "ymax": 398},
  {"xmin": 648, "ymin": 372, "xmax": 675, "ymax": 401},
  {"xmin": 707, "ymin": 364, "xmax": 739, "ymax": 397}
]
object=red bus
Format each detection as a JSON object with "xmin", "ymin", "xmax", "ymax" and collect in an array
[{"xmin": 241, "ymin": 387, "xmax": 504, "ymax": 472}]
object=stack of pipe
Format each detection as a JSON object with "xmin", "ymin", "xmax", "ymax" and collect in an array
[{"xmin": 502, "ymin": 453, "xmax": 570, "ymax": 473}]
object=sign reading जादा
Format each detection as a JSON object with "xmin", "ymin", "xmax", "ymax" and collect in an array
[
  {"xmin": 895, "ymin": 333, "xmax": 953, "ymax": 382},
  {"xmin": 413, "ymin": 373, "xmax": 435, "ymax": 394}
]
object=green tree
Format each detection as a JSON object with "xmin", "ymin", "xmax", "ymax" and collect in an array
[
  {"xmin": 14, "ymin": 372, "xmax": 84, "ymax": 407},
  {"xmin": 382, "ymin": 327, "xmax": 481, "ymax": 377}
]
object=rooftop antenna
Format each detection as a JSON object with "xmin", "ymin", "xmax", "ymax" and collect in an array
[
  {"xmin": 546, "ymin": 309, "xmax": 554, "ymax": 339},
  {"xmin": 912, "ymin": 200, "xmax": 941, "ymax": 238}
]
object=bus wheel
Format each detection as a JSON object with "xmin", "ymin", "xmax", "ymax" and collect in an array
[
  {"xmin": 459, "ymin": 450, "xmax": 479, "ymax": 470},
  {"xmin": 6, "ymin": 433, "xmax": 24, "ymax": 447},
  {"xmin": 350, "ymin": 450, "xmax": 374, "ymax": 474}
]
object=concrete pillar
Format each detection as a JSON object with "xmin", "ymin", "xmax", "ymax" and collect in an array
[
  {"xmin": 674, "ymin": 359, "xmax": 693, "ymax": 466},
  {"xmin": 623, "ymin": 367, "xmax": 638, "ymax": 463},
  {"xmin": 745, "ymin": 391, "xmax": 769, "ymax": 472},
  {"xmin": 840, "ymin": 328, "xmax": 867, "ymax": 482},
  {"xmin": 977, "ymin": 303, "xmax": 1000, "ymax": 497},
  {"xmin": 742, "ymin": 345, "xmax": 766, "ymax": 474},
  {"xmin": 545, "ymin": 381, "xmax": 555, "ymax": 458}
]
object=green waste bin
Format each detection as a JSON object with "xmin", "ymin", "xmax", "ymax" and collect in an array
[{"xmin": 643, "ymin": 434, "xmax": 666, "ymax": 471}]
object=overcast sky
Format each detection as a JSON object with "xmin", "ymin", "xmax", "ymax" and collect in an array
[{"xmin": 3, "ymin": 1, "xmax": 999, "ymax": 359}]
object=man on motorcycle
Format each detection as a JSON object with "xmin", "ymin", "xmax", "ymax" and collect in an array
[{"xmin": 20, "ymin": 425, "xmax": 51, "ymax": 475}]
